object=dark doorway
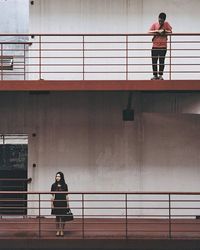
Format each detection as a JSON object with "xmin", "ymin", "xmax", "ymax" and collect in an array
[{"xmin": 0, "ymin": 134, "xmax": 28, "ymax": 216}]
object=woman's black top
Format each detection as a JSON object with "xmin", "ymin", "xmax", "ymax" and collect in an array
[{"xmin": 51, "ymin": 182, "xmax": 68, "ymax": 216}]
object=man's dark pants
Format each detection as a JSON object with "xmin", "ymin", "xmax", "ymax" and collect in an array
[{"xmin": 151, "ymin": 47, "xmax": 167, "ymax": 76}]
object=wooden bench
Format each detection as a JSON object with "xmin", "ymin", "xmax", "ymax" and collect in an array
[{"xmin": 0, "ymin": 56, "xmax": 14, "ymax": 70}]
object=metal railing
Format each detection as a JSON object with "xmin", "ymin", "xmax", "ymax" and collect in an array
[
  {"xmin": 0, "ymin": 191, "xmax": 200, "ymax": 239},
  {"xmin": 0, "ymin": 33, "xmax": 200, "ymax": 81}
]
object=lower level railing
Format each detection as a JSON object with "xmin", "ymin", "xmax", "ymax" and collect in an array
[{"xmin": 0, "ymin": 191, "xmax": 200, "ymax": 239}]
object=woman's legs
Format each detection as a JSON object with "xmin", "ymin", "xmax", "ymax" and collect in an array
[
  {"xmin": 56, "ymin": 216, "xmax": 65, "ymax": 236},
  {"xmin": 56, "ymin": 217, "xmax": 60, "ymax": 236},
  {"xmin": 60, "ymin": 218, "xmax": 65, "ymax": 236}
]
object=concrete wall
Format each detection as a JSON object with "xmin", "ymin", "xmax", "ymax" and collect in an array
[
  {"xmin": 29, "ymin": 0, "xmax": 200, "ymax": 33},
  {"xmin": 0, "ymin": 91, "xmax": 199, "ymax": 194},
  {"xmin": 0, "ymin": 0, "xmax": 28, "ymax": 34},
  {"xmin": 0, "ymin": 0, "xmax": 200, "ymax": 216},
  {"xmin": 0, "ymin": 0, "xmax": 29, "ymax": 80},
  {"xmin": 28, "ymin": 0, "xmax": 200, "ymax": 80}
]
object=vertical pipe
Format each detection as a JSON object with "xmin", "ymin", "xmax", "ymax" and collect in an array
[
  {"xmin": 82, "ymin": 193, "xmax": 85, "ymax": 238},
  {"xmin": 2, "ymin": 134, "xmax": 5, "ymax": 144},
  {"xmin": 168, "ymin": 193, "xmax": 172, "ymax": 239}
]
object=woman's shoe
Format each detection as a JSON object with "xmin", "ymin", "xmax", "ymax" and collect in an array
[
  {"xmin": 56, "ymin": 231, "xmax": 60, "ymax": 236},
  {"xmin": 60, "ymin": 230, "xmax": 64, "ymax": 237}
]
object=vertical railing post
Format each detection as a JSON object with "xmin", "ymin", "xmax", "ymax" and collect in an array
[
  {"xmin": 168, "ymin": 193, "xmax": 172, "ymax": 239},
  {"xmin": 126, "ymin": 35, "xmax": 129, "ymax": 80},
  {"xmin": 39, "ymin": 35, "xmax": 42, "ymax": 80},
  {"xmin": 83, "ymin": 36, "xmax": 85, "ymax": 80},
  {"xmin": 39, "ymin": 193, "xmax": 41, "ymax": 238},
  {"xmin": 82, "ymin": 193, "xmax": 85, "ymax": 238},
  {"xmin": 169, "ymin": 35, "xmax": 172, "ymax": 80},
  {"xmin": 1, "ymin": 43, "xmax": 3, "ymax": 80},
  {"xmin": 125, "ymin": 193, "xmax": 128, "ymax": 239},
  {"xmin": 23, "ymin": 44, "xmax": 26, "ymax": 80}
]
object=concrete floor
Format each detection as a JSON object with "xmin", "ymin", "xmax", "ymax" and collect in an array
[
  {"xmin": 0, "ymin": 217, "xmax": 200, "ymax": 239},
  {"xmin": 1, "ymin": 218, "xmax": 200, "ymax": 250}
]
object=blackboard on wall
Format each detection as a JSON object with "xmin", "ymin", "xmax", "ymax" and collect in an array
[
  {"xmin": 0, "ymin": 144, "xmax": 28, "ymax": 215},
  {"xmin": 0, "ymin": 144, "xmax": 27, "ymax": 171}
]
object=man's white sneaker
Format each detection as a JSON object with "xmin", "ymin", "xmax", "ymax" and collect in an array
[{"xmin": 158, "ymin": 75, "xmax": 164, "ymax": 80}]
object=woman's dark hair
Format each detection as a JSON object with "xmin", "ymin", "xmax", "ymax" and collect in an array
[
  {"xmin": 55, "ymin": 171, "xmax": 66, "ymax": 186},
  {"xmin": 159, "ymin": 12, "xmax": 166, "ymax": 20}
]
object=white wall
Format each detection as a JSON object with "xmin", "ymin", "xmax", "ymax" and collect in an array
[
  {"xmin": 0, "ymin": 0, "xmax": 29, "ymax": 80},
  {"xmin": 29, "ymin": 0, "xmax": 200, "ymax": 33},
  {"xmin": 28, "ymin": 0, "xmax": 200, "ymax": 81},
  {"xmin": 0, "ymin": 0, "xmax": 28, "ymax": 34}
]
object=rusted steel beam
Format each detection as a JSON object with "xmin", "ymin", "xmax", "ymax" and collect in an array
[{"xmin": 0, "ymin": 80, "xmax": 200, "ymax": 91}]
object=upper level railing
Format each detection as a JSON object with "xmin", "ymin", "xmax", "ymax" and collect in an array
[
  {"xmin": 0, "ymin": 33, "xmax": 200, "ymax": 81},
  {"xmin": 1, "ymin": 191, "xmax": 200, "ymax": 239}
]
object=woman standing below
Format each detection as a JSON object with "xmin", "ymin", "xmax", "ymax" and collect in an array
[{"xmin": 51, "ymin": 172, "xmax": 68, "ymax": 236}]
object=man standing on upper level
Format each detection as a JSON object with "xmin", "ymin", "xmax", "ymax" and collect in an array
[{"xmin": 149, "ymin": 12, "xmax": 172, "ymax": 80}]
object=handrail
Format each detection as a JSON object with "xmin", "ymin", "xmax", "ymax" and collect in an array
[
  {"xmin": 0, "ymin": 33, "xmax": 200, "ymax": 36},
  {"xmin": 0, "ymin": 191, "xmax": 200, "ymax": 195},
  {"xmin": 0, "ymin": 33, "xmax": 200, "ymax": 81},
  {"xmin": 0, "ymin": 191, "xmax": 200, "ymax": 239},
  {"xmin": 1, "ymin": 191, "xmax": 200, "ymax": 195},
  {"xmin": 0, "ymin": 178, "xmax": 30, "ymax": 181}
]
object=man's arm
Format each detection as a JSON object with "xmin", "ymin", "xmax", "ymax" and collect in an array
[
  {"xmin": 149, "ymin": 29, "xmax": 160, "ymax": 34},
  {"xmin": 163, "ymin": 22, "xmax": 172, "ymax": 34},
  {"xmin": 148, "ymin": 23, "xmax": 159, "ymax": 34},
  {"xmin": 148, "ymin": 22, "xmax": 172, "ymax": 34}
]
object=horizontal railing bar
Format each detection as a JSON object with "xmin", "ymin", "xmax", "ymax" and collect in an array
[
  {"xmin": 1, "ymin": 32, "xmax": 200, "ymax": 36},
  {"xmin": 22, "ymin": 48, "xmax": 200, "ymax": 51},
  {"xmin": 19, "ymin": 56, "xmax": 200, "ymax": 59},
  {"xmin": 6, "ymin": 71, "xmax": 199, "ymax": 74},
  {"xmin": 0, "ymin": 178, "xmax": 30, "ymax": 181},
  {"xmin": 1, "ymin": 191, "xmax": 200, "ymax": 194},
  {"xmin": 0, "ymin": 42, "xmax": 32, "ymax": 45},
  {"xmin": 19, "ymin": 63, "xmax": 200, "ymax": 67}
]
